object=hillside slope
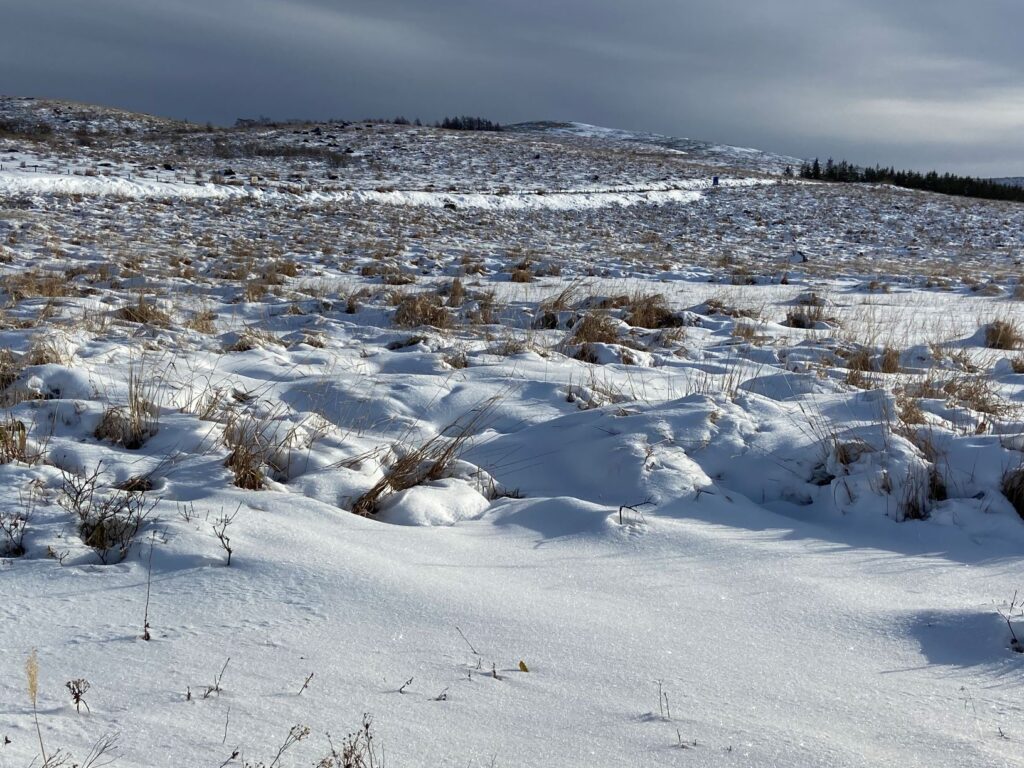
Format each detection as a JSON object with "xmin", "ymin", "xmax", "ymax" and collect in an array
[{"xmin": 0, "ymin": 97, "xmax": 1022, "ymax": 768}]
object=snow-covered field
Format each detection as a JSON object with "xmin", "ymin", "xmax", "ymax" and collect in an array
[{"xmin": 1, "ymin": 96, "xmax": 1023, "ymax": 767}]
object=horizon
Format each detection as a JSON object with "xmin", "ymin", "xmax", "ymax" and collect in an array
[
  {"xmin": 11, "ymin": 92, "xmax": 1024, "ymax": 182},
  {"xmin": 2, "ymin": 1, "xmax": 1023, "ymax": 177}
]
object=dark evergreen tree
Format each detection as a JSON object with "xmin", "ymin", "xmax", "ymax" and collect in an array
[{"xmin": 796, "ymin": 155, "xmax": 1024, "ymax": 203}]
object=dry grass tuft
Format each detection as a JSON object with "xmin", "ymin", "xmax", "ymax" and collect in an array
[
  {"xmin": 222, "ymin": 417, "xmax": 266, "ymax": 490},
  {"xmin": 570, "ymin": 312, "xmax": 619, "ymax": 345},
  {"xmin": 574, "ymin": 343, "xmax": 600, "ymax": 364},
  {"xmin": 447, "ymin": 278, "xmax": 465, "ymax": 308},
  {"xmin": 845, "ymin": 349, "xmax": 872, "ymax": 373},
  {"xmin": 784, "ymin": 305, "xmax": 829, "ymax": 329},
  {"xmin": 0, "ymin": 349, "xmax": 19, "ymax": 389},
  {"xmin": 733, "ymin": 322, "xmax": 757, "ymax": 341},
  {"xmin": 624, "ymin": 293, "xmax": 681, "ymax": 329},
  {"xmin": 393, "ymin": 293, "xmax": 452, "ymax": 329},
  {"xmin": 224, "ymin": 328, "xmax": 285, "ymax": 352},
  {"xmin": 941, "ymin": 375, "xmax": 1012, "ymax": 417},
  {"xmin": 880, "ymin": 346, "xmax": 901, "ymax": 373},
  {"xmin": 351, "ymin": 399, "xmax": 497, "ymax": 517},
  {"xmin": 243, "ymin": 280, "xmax": 269, "ymax": 303},
  {"xmin": 1002, "ymin": 466, "xmax": 1024, "ymax": 520},
  {"xmin": 0, "ymin": 416, "xmax": 36, "ymax": 464},
  {"xmin": 985, "ymin": 319, "xmax": 1024, "ymax": 350},
  {"xmin": 23, "ymin": 336, "xmax": 70, "ymax": 366},
  {"xmin": 540, "ymin": 281, "xmax": 586, "ymax": 313},
  {"xmin": 117, "ymin": 296, "xmax": 172, "ymax": 327},
  {"xmin": 95, "ymin": 367, "xmax": 160, "ymax": 449},
  {"xmin": 186, "ymin": 309, "xmax": 217, "ymax": 334},
  {"xmin": 1, "ymin": 270, "xmax": 71, "ymax": 301},
  {"xmin": 225, "ymin": 443, "xmax": 265, "ymax": 490},
  {"xmin": 510, "ymin": 267, "xmax": 534, "ymax": 283},
  {"xmin": 897, "ymin": 396, "xmax": 926, "ymax": 425}
]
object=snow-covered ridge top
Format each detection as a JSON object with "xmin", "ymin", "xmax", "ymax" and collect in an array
[
  {"xmin": 0, "ymin": 96, "xmax": 790, "ymax": 207},
  {"xmin": 509, "ymin": 120, "xmax": 804, "ymax": 174}
]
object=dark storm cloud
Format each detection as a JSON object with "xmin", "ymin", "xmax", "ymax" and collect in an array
[{"xmin": 2, "ymin": 0, "xmax": 1022, "ymax": 174}]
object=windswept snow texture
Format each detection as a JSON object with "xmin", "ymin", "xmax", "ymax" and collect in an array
[{"xmin": 0, "ymin": 97, "xmax": 1023, "ymax": 768}]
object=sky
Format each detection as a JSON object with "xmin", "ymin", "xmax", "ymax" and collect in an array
[{"xmin": 2, "ymin": 0, "xmax": 1022, "ymax": 176}]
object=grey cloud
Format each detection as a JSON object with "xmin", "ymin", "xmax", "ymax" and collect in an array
[{"xmin": 1, "ymin": 0, "xmax": 1022, "ymax": 175}]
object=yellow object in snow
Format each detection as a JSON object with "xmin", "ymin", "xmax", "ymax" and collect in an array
[{"xmin": 518, "ymin": 660, "xmax": 529, "ymax": 673}]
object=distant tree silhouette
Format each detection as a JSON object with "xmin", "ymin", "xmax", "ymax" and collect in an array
[
  {"xmin": 437, "ymin": 116, "xmax": 502, "ymax": 131},
  {"xmin": 799, "ymin": 157, "xmax": 1024, "ymax": 203}
]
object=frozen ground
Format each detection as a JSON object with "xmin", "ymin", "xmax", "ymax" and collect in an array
[{"xmin": 0, "ymin": 97, "xmax": 1022, "ymax": 767}]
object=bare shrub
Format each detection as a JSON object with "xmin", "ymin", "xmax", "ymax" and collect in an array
[
  {"xmin": 317, "ymin": 713, "xmax": 383, "ymax": 768},
  {"xmin": 0, "ymin": 506, "xmax": 28, "ymax": 556},
  {"xmin": 66, "ymin": 679, "xmax": 91, "ymax": 714},
  {"xmin": 59, "ymin": 464, "xmax": 156, "ymax": 563},
  {"xmin": 899, "ymin": 469, "xmax": 930, "ymax": 521}
]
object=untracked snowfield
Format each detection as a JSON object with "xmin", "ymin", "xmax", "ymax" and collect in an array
[{"xmin": 0, "ymin": 97, "xmax": 1022, "ymax": 767}]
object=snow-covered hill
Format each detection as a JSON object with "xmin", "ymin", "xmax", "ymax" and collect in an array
[
  {"xmin": 509, "ymin": 120, "xmax": 804, "ymax": 174},
  {"xmin": 0, "ymin": 97, "xmax": 1022, "ymax": 768}
]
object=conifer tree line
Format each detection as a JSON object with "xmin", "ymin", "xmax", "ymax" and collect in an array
[
  {"xmin": 437, "ymin": 116, "xmax": 502, "ymax": 131},
  {"xmin": 799, "ymin": 157, "xmax": 1024, "ymax": 204}
]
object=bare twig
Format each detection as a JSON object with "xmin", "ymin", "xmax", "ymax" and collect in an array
[
  {"xmin": 456, "ymin": 625, "xmax": 480, "ymax": 656},
  {"xmin": 203, "ymin": 657, "xmax": 231, "ymax": 698},
  {"xmin": 142, "ymin": 531, "xmax": 155, "ymax": 640},
  {"xmin": 619, "ymin": 497, "xmax": 654, "ymax": 524}
]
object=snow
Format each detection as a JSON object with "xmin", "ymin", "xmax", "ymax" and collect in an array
[
  {"xmin": 0, "ymin": 98, "xmax": 1022, "ymax": 768},
  {"xmin": 0, "ymin": 165, "xmax": 772, "ymax": 210}
]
